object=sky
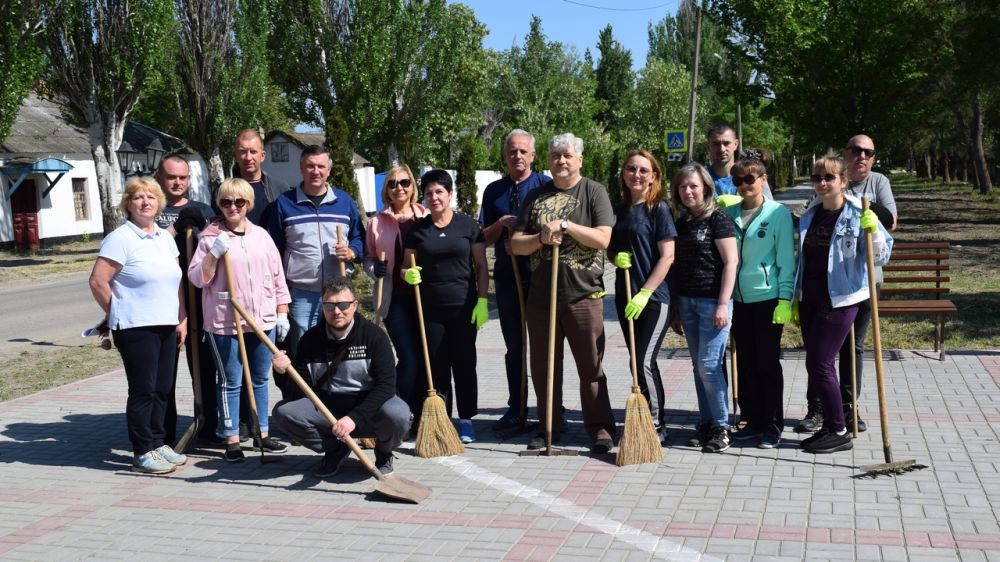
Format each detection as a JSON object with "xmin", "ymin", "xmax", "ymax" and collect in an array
[{"xmin": 457, "ymin": 0, "xmax": 685, "ymax": 70}]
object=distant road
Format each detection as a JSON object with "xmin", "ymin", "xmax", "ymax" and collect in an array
[{"xmin": 0, "ymin": 272, "xmax": 99, "ymax": 352}]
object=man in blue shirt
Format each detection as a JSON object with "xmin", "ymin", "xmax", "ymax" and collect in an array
[{"xmin": 479, "ymin": 129, "xmax": 547, "ymax": 431}]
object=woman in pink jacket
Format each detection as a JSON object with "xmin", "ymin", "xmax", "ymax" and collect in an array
[
  {"xmin": 188, "ymin": 178, "xmax": 291, "ymax": 462},
  {"xmin": 365, "ymin": 164, "xmax": 429, "ymax": 428}
]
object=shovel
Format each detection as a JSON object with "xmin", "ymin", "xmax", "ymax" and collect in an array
[
  {"xmin": 174, "ymin": 227, "xmax": 205, "ymax": 453},
  {"xmin": 230, "ymin": 298, "xmax": 432, "ymax": 503}
]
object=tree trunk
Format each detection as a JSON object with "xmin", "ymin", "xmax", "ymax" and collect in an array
[
  {"xmin": 386, "ymin": 142, "xmax": 399, "ymax": 167},
  {"xmin": 941, "ymin": 151, "xmax": 951, "ymax": 183},
  {"xmin": 89, "ymin": 118, "xmax": 126, "ymax": 235},
  {"xmin": 922, "ymin": 153, "xmax": 932, "ymax": 179},
  {"xmin": 970, "ymin": 94, "xmax": 993, "ymax": 194},
  {"xmin": 208, "ymin": 149, "xmax": 225, "ymax": 191}
]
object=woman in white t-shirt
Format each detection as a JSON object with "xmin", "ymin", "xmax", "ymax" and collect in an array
[{"xmin": 89, "ymin": 177, "xmax": 188, "ymax": 475}]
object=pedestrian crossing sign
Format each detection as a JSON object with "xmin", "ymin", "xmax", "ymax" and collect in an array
[{"xmin": 664, "ymin": 129, "xmax": 687, "ymax": 153}]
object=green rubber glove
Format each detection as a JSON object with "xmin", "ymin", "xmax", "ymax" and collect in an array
[
  {"xmin": 860, "ymin": 208, "xmax": 878, "ymax": 233},
  {"xmin": 772, "ymin": 299, "xmax": 791, "ymax": 325},
  {"xmin": 625, "ymin": 288, "xmax": 653, "ymax": 320},
  {"xmin": 791, "ymin": 299, "xmax": 800, "ymax": 327},
  {"xmin": 471, "ymin": 297, "xmax": 488, "ymax": 330},
  {"xmin": 614, "ymin": 251, "xmax": 632, "ymax": 269},
  {"xmin": 403, "ymin": 266, "xmax": 422, "ymax": 285},
  {"xmin": 716, "ymin": 194, "xmax": 743, "ymax": 208}
]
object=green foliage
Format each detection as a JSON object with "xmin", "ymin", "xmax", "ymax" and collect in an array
[
  {"xmin": 0, "ymin": 0, "xmax": 45, "ymax": 143},
  {"xmin": 455, "ymin": 136, "xmax": 479, "ymax": 217},
  {"xmin": 594, "ymin": 25, "xmax": 633, "ymax": 135},
  {"xmin": 324, "ymin": 105, "xmax": 363, "ymax": 213}
]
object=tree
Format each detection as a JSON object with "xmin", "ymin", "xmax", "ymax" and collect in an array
[
  {"xmin": 455, "ymin": 136, "xmax": 478, "ymax": 217},
  {"xmin": 324, "ymin": 105, "xmax": 363, "ymax": 213},
  {"xmin": 594, "ymin": 25, "xmax": 633, "ymax": 136},
  {"xmin": 0, "ymin": 0, "xmax": 45, "ymax": 143},
  {"xmin": 43, "ymin": 0, "xmax": 174, "ymax": 234}
]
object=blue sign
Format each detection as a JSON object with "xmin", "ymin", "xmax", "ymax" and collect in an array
[{"xmin": 665, "ymin": 129, "xmax": 687, "ymax": 153}]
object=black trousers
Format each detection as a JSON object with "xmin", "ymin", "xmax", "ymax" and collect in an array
[
  {"xmin": 732, "ymin": 299, "xmax": 785, "ymax": 435},
  {"xmin": 423, "ymin": 300, "xmax": 479, "ymax": 420},
  {"xmin": 172, "ymin": 330, "xmax": 220, "ymax": 442},
  {"xmin": 114, "ymin": 325, "xmax": 177, "ymax": 455}
]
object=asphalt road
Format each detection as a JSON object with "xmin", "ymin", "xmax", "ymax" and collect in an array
[{"xmin": 0, "ymin": 271, "xmax": 100, "ymax": 352}]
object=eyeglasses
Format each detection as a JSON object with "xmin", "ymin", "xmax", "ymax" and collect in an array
[
  {"xmin": 810, "ymin": 173, "xmax": 839, "ymax": 183},
  {"xmin": 321, "ymin": 300, "xmax": 356, "ymax": 312},
  {"xmin": 732, "ymin": 174, "xmax": 759, "ymax": 187},
  {"xmin": 387, "ymin": 178, "xmax": 413, "ymax": 190},
  {"xmin": 624, "ymin": 164, "xmax": 653, "ymax": 176},
  {"xmin": 219, "ymin": 198, "xmax": 248, "ymax": 209},
  {"xmin": 847, "ymin": 146, "xmax": 875, "ymax": 158}
]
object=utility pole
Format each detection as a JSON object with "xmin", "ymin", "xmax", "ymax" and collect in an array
[{"xmin": 685, "ymin": 0, "xmax": 704, "ymax": 162}]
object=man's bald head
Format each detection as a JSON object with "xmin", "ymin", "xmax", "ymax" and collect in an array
[{"xmin": 844, "ymin": 134, "xmax": 876, "ymax": 182}]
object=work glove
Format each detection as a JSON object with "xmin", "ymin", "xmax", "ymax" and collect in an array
[
  {"xmin": 716, "ymin": 194, "xmax": 743, "ymax": 208},
  {"xmin": 772, "ymin": 299, "xmax": 791, "ymax": 325},
  {"xmin": 471, "ymin": 297, "xmax": 488, "ymax": 330},
  {"xmin": 275, "ymin": 312, "xmax": 290, "ymax": 343},
  {"xmin": 625, "ymin": 288, "xmax": 653, "ymax": 320},
  {"xmin": 860, "ymin": 208, "xmax": 878, "ymax": 233},
  {"xmin": 403, "ymin": 266, "xmax": 422, "ymax": 286},
  {"xmin": 613, "ymin": 251, "xmax": 632, "ymax": 269},
  {"xmin": 210, "ymin": 232, "xmax": 230, "ymax": 258},
  {"xmin": 791, "ymin": 299, "xmax": 800, "ymax": 327},
  {"xmin": 372, "ymin": 259, "xmax": 388, "ymax": 279}
]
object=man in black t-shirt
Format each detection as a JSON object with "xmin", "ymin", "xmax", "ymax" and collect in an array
[
  {"xmin": 511, "ymin": 133, "xmax": 617, "ymax": 454},
  {"xmin": 154, "ymin": 154, "xmax": 215, "ymax": 234}
]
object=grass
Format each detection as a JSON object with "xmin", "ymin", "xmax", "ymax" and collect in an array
[{"xmin": 0, "ymin": 344, "xmax": 123, "ymax": 402}]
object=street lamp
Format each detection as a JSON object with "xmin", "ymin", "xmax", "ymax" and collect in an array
[
  {"xmin": 116, "ymin": 140, "xmax": 139, "ymax": 175},
  {"xmin": 146, "ymin": 137, "xmax": 165, "ymax": 173},
  {"xmin": 116, "ymin": 138, "xmax": 166, "ymax": 177}
]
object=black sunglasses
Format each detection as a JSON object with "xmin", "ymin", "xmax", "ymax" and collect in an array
[
  {"xmin": 732, "ymin": 174, "xmax": 759, "ymax": 187},
  {"xmin": 847, "ymin": 146, "xmax": 875, "ymax": 158},
  {"xmin": 321, "ymin": 300, "xmax": 356, "ymax": 312},
  {"xmin": 810, "ymin": 173, "xmax": 839, "ymax": 183},
  {"xmin": 219, "ymin": 198, "xmax": 248, "ymax": 209},
  {"xmin": 387, "ymin": 178, "xmax": 413, "ymax": 189}
]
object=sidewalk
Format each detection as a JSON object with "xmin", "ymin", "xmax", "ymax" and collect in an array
[{"xmin": 2, "ymin": 274, "xmax": 1000, "ymax": 560}]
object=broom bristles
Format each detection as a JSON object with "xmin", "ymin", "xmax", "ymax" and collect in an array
[
  {"xmin": 414, "ymin": 392, "xmax": 465, "ymax": 458},
  {"xmin": 616, "ymin": 389, "xmax": 663, "ymax": 467}
]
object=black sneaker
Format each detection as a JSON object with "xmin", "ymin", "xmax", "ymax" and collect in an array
[
  {"xmin": 375, "ymin": 452, "xmax": 394, "ymax": 476},
  {"xmin": 527, "ymin": 433, "xmax": 559, "ymax": 450},
  {"xmin": 795, "ymin": 407, "xmax": 824, "ymax": 433},
  {"xmin": 314, "ymin": 445, "xmax": 349, "ymax": 478},
  {"xmin": 239, "ymin": 424, "xmax": 251, "ymax": 443},
  {"xmin": 224, "ymin": 443, "xmax": 245, "ymax": 463},
  {"xmin": 803, "ymin": 429, "xmax": 852, "ymax": 454},
  {"xmin": 492, "ymin": 409, "xmax": 523, "ymax": 431},
  {"xmin": 844, "ymin": 408, "xmax": 868, "ymax": 433},
  {"xmin": 730, "ymin": 426, "xmax": 763, "ymax": 441},
  {"xmin": 253, "ymin": 436, "xmax": 288, "ymax": 454},
  {"xmin": 702, "ymin": 426, "xmax": 730, "ymax": 453},
  {"xmin": 687, "ymin": 423, "xmax": 711, "ymax": 447},
  {"xmin": 592, "ymin": 438, "xmax": 614, "ymax": 454}
]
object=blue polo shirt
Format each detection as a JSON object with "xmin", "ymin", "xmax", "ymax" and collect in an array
[
  {"xmin": 478, "ymin": 171, "xmax": 546, "ymax": 281},
  {"xmin": 99, "ymin": 220, "xmax": 181, "ymax": 330}
]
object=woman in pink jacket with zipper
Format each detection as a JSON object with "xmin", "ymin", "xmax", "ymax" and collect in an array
[{"xmin": 188, "ymin": 178, "xmax": 291, "ymax": 462}]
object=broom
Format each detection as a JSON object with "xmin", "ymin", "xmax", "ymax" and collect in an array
[
  {"xmin": 409, "ymin": 253, "xmax": 464, "ymax": 458},
  {"xmin": 616, "ymin": 265, "xmax": 663, "ymax": 466}
]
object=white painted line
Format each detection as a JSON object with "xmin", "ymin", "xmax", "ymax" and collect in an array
[{"xmin": 435, "ymin": 456, "xmax": 719, "ymax": 562}]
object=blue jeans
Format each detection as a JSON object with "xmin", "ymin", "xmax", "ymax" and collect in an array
[
  {"xmin": 677, "ymin": 296, "xmax": 732, "ymax": 428},
  {"xmin": 209, "ymin": 329, "xmax": 274, "ymax": 438},
  {"xmin": 287, "ymin": 287, "xmax": 322, "ymax": 360},
  {"xmin": 383, "ymin": 293, "xmax": 424, "ymax": 418}
]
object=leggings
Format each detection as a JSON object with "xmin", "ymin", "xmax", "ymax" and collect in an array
[
  {"xmin": 800, "ymin": 298, "xmax": 858, "ymax": 432},
  {"xmin": 615, "ymin": 296, "xmax": 670, "ymax": 428}
]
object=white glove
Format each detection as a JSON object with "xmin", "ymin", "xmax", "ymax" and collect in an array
[
  {"xmin": 210, "ymin": 232, "xmax": 230, "ymax": 258},
  {"xmin": 275, "ymin": 312, "xmax": 290, "ymax": 343}
]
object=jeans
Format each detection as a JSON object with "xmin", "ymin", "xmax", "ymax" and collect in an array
[
  {"xmin": 286, "ymin": 287, "xmax": 322, "ymax": 361},
  {"xmin": 383, "ymin": 293, "xmax": 424, "ymax": 419},
  {"xmin": 676, "ymin": 296, "xmax": 732, "ymax": 428},
  {"xmin": 113, "ymin": 325, "xmax": 177, "ymax": 455},
  {"xmin": 208, "ymin": 329, "xmax": 275, "ymax": 438}
]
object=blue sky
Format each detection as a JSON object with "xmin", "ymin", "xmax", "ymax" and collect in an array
[{"xmin": 457, "ymin": 0, "xmax": 684, "ymax": 70}]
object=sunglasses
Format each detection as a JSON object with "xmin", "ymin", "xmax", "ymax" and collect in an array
[
  {"xmin": 321, "ymin": 300, "xmax": 356, "ymax": 312},
  {"xmin": 732, "ymin": 174, "xmax": 759, "ymax": 187},
  {"xmin": 387, "ymin": 178, "xmax": 413, "ymax": 189},
  {"xmin": 219, "ymin": 198, "xmax": 248, "ymax": 209},
  {"xmin": 624, "ymin": 164, "xmax": 653, "ymax": 176},
  {"xmin": 810, "ymin": 173, "xmax": 839, "ymax": 183},
  {"xmin": 847, "ymin": 146, "xmax": 876, "ymax": 158}
]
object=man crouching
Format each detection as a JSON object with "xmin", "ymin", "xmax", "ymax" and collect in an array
[{"xmin": 271, "ymin": 277, "xmax": 410, "ymax": 478}]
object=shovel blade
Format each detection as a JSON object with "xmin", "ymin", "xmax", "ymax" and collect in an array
[{"xmin": 374, "ymin": 475, "xmax": 432, "ymax": 504}]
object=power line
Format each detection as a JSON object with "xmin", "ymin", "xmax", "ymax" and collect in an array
[{"xmin": 559, "ymin": 0, "xmax": 678, "ymax": 12}]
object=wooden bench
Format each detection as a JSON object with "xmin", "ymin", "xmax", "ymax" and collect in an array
[{"xmin": 877, "ymin": 241, "xmax": 957, "ymax": 360}]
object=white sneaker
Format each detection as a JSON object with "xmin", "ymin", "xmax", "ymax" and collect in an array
[
  {"xmin": 154, "ymin": 445, "xmax": 187, "ymax": 466},
  {"xmin": 132, "ymin": 451, "xmax": 175, "ymax": 474}
]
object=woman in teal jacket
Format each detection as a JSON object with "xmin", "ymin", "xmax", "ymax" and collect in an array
[{"xmin": 723, "ymin": 155, "xmax": 796, "ymax": 449}]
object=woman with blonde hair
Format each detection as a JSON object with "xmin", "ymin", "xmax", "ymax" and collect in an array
[
  {"xmin": 188, "ymin": 178, "xmax": 291, "ymax": 462},
  {"xmin": 89, "ymin": 177, "xmax": 188, "ymax": 474}
]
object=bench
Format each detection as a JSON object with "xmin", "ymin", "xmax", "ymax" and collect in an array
[{"xmin": 877, "ymin": 241, "xmax": 957, "ymax": 360}]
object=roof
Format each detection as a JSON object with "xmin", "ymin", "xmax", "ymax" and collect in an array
[{"xmin": 264, "ymin": 130, "xmax": 369, "ymax": 166}]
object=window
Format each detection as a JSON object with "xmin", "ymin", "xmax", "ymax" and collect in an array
[
  {"xmin": 72, "ymin": 178, "xmax": 89, "ymax": 221},
  {"xmin": 270, "ymin": 141, "xmax": 289, "ymax": 162}
]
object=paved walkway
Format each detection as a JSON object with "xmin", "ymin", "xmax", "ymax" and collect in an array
[{"xmin": 3, "ymin": 269, "xmax": 1000, "ymax": 560}]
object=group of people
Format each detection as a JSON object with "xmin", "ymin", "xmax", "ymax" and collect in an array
[{"xmin": 89, "ymin": 122, "xmax": 897, "ymax": 478}]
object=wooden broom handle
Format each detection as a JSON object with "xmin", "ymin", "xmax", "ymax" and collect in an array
[{"xmin": 409, "ymin": 254, "xmax": 437, "ymax": 393}]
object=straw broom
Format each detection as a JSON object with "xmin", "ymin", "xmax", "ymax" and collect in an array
[
  {"xmin": 616, "ymin": 266, "xmax": 663, "ymax": 467},
  {"xmin": 409, "ymin": 254, "xmax": 464, "ymax": 458}
]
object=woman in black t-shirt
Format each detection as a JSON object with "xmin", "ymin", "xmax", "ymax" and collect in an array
[
  {"xmin": 402, "ymin": 169, "xmax": 488, "ymax": 444},
  {"xmin": 669, "ymin": 163, "xmax": 738, "ymax": 454}
]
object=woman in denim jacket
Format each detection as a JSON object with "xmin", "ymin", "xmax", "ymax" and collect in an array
[{"xmin": 793, "ymin": 156, "xmax": 892, "ymax": 454}]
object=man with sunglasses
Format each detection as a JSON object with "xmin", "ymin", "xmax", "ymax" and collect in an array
[
  {"xmin": 233, "ymin": 129, "xmax": 290, "ymax": 225},
  {"xmin": 478, "ymin": 129, "xmax": 547, "ymax": 431},
  {"xmin": 271, "ymin": 277, "xmax": 410, "ymax": 478}
]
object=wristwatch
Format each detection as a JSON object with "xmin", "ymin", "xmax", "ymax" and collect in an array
[{"xmin": 560, "ymin": 220, "xmax": 569, "ymax": 232}]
